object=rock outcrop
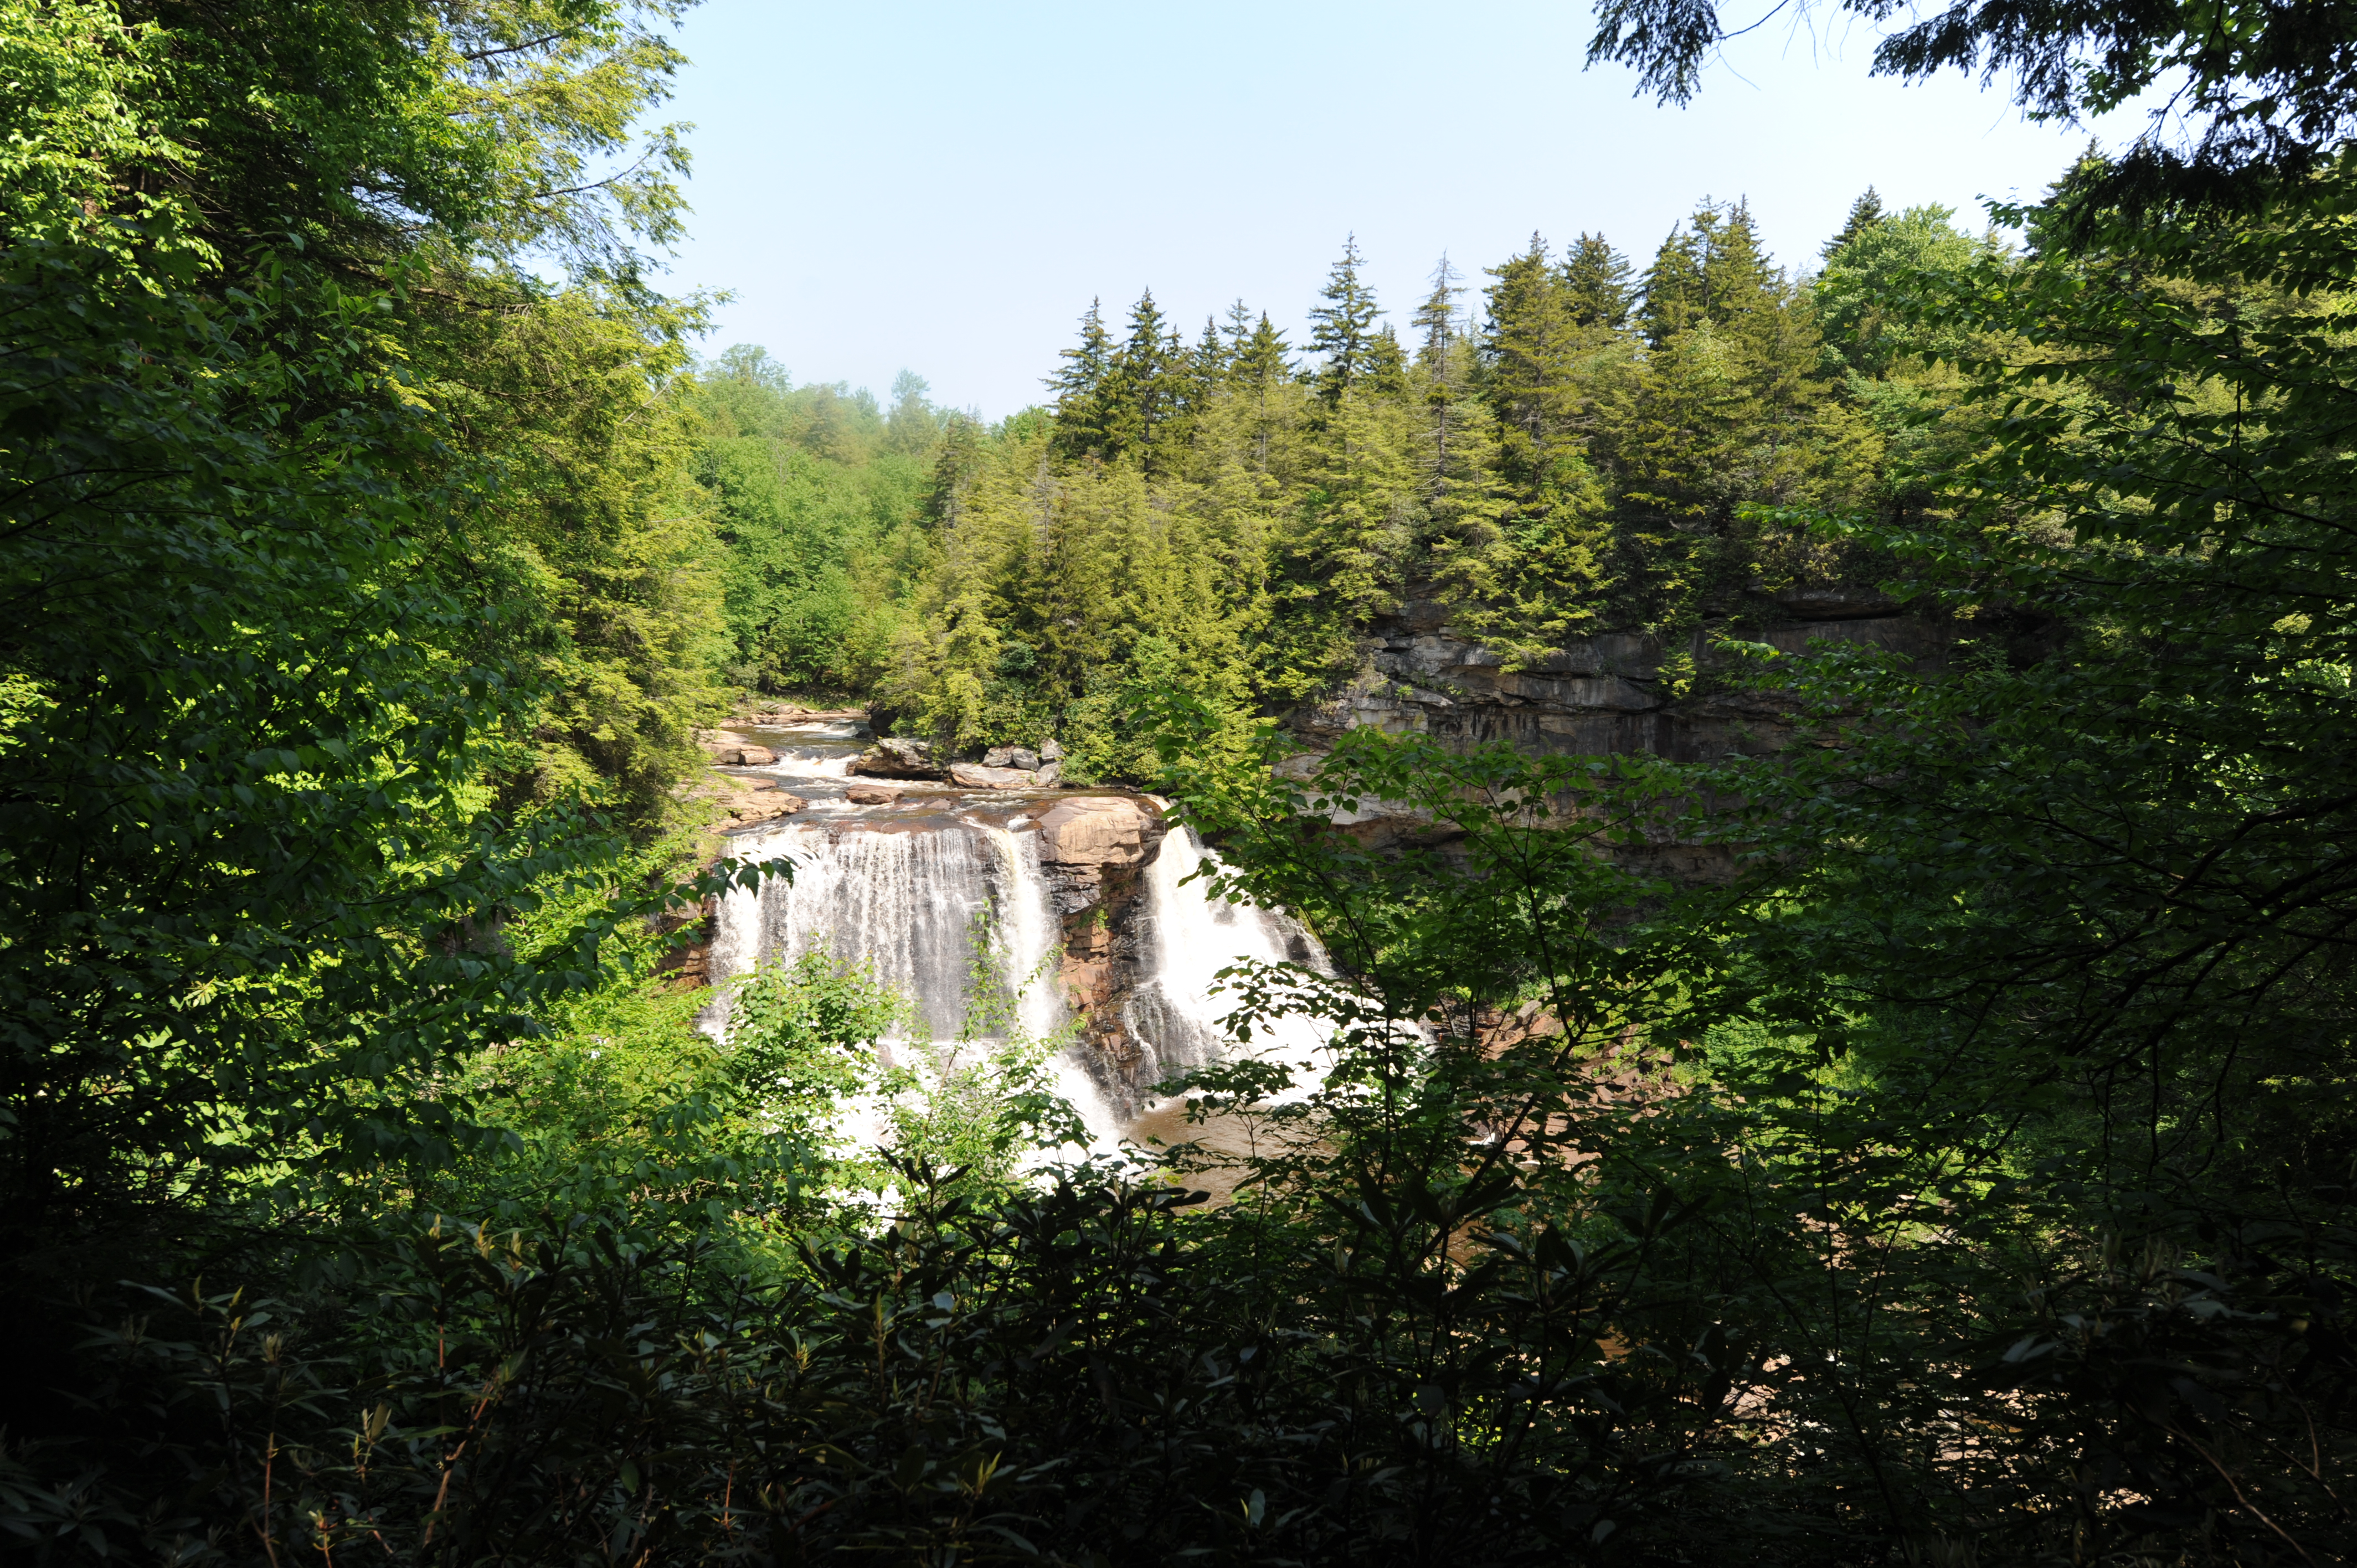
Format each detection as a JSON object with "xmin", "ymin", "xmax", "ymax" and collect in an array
[
  {"xmin": 1273, "ymin": 595, "xmax": 1962, "ymax": 875},
  {"xmin": 1021, "ymin": 796, "xmax": 1170, "ymax": 1075},
  {"xmin": 948, "ymin": 762, "xmax": 1037, "ymax": 790},
  {"xmin": 1285, "ymin": 595, "xmax": 1954, "ymax": 767},
  {"xmin": 851, "ymin": 737, "xmax": 943, "ymax": 779},
  {"xmin": 844, "ymin": 783, "xmax": 902, "ymax": 804}
]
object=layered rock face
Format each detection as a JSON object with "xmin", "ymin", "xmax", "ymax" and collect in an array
[
  {"xmin": 1286, "ymin": 596, "xmax": 1952, "ymax": 768},
  {"xmin": 1277, "ymin": 597, "xmax": 1957, "ymax": 876},
  {"xmin": 1030, "ymin": 796, "xmax": 1167, "ymax": 1072}
]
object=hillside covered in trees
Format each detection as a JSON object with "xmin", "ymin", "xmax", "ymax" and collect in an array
[
  {"xmin": 701, "ymin": 195, "xmax": 1992, "ymax": 779},
  {"xmin": 6, "ymin": 1, "xmax": 2357, "ymax": 1565}
]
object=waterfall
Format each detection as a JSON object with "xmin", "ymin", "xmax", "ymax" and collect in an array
[
  {"xmin": 704, "ymin": 805, "xmax": 1327, "ymax": 1144},
  {"xmin": 706, "ymin": 820, "xmax": 1044, "ymax": 1044},
  {"xmin": 1119, "ymin": 826, "xmax": 1331, "ymax": 1111}
]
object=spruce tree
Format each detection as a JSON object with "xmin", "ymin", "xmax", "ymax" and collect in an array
[
  {"xmin": 1232, "ymin": 312, "xmax": 1295, "ymax": 471},
  {"xmin": 1638, "ymin": 224, "xmax": 1706, "ymax": 345},
  {"xmin": 1308, "ymin": 234, "xmax": 1383, "ymax": 407},
  {"xmin": 1411, "ymin": 255, "xmax": 1511, "ymax": 579},
  {"xmin": 1195, "ymin": 315, "xmax": 1227, "ymax": 379},
  {"xmin": 1561, "ymin": 233, "xmax": 1634, "ymax": 330}
]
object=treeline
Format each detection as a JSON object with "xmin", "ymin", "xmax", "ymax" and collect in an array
[{"xmin": 706, "ymin": 195, "xmax": 1995, "ymax": 777}]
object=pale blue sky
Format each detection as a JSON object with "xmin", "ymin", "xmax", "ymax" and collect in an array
[{"xmin": 650, "ymin": 1, "xmax": 2153, "ymax": 418}]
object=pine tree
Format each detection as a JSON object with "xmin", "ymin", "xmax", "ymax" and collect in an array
[
  {"xmin": 1413, "ymin": 253, "xmax": 1464, "ymax": 367},
  {"xmin": 1049, "ymin": 299, "xmax": 1113, "ymax": 458},
  {"xmin": 1561, "ymin": 233, "xmax": 1634, "ymax": 330},
  {"xmin": 1308, "ymin": 234, "xmax": 1383, "ymax": 407}
]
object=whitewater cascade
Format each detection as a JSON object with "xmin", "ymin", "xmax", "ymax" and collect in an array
[
  {"xmin": 1117, "ymin": 827, "xmax": 1331, "ymax": 1108},
  {"xmin": 699, "ymin": 725, "xmax": 1326, "ymax": 1144}
]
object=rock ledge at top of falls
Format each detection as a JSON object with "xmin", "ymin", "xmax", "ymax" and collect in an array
[{"xmin": 1035, "ymin": 795, "xmax": 1160, "ymax": 868}]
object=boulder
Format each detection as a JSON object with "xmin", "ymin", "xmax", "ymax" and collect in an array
[
  {"xmin": 1035, "ymin": 796, "xmax": 1155, "ymax": 867},
  {"xmin": 1038, "ymin": 737, "xmax": 1064, "ymax": 762},
  {"xmin": 723, "ymin": 787, "xmax": 805, "ymax": 825},
  {"xmin": 845, "ymin": 783, "xmax": 903, "ymax": 804},
  {"xmin": 1034, "ymin": 761, "xmax": 1062, "ymax": 787},
  {"xmin": 1007, "ymin": 746, "xmax": 1041, "ymax": 771},
  {"xmin": 851, "ymin": 736, "xmax": 941, "ymax": 778},
  {"xmin": 949, "ymin": 762, "xmax": 1036, "ymax": 790},
  {"xmin": 982, "ymin": 746, "xmax": 1016, "ymax": 767},
  {"xmin": 727, "ymin": 745, "xmax": 779, "ymax": 766}
]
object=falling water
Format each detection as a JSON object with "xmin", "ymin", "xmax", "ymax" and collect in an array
[
  {"xmin": 1118, "ymin": 826, "xmax": 1331, "ymax": 1113},
  {"xmin": 701, "ymin": 746, "xmax": 1329, "ymax": 1143}
]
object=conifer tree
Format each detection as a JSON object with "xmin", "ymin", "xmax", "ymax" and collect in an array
[
  {"xmin": 1413, "ymin": 254, "xmax": 1465, "ymax": 365},
  {"xmin": 1195, "ymin": 315, "xmax": 1227, "ymax": 379},
  {"xmin": 1231, "ymin": 312, "xmax": 1295, "ymax": 471},
  {"xmin": 1233, "ymin": 313, "xmax": 1293, "ymax": 394},
  {"xmin": 1411, "ymin": 256, "xmax": 1511, "ymax": 572},
  {"xmin": 1825, "ymin": 185, "xmax": 1886, "ymax": 257},
  {"xmin": 1097, "ymin": 288, "xmax": 1176, "ymax": 465},
  {"xmin": 1221, "ymin": 297, "xmax": 1257, "ymax": 359},
  {"xmin": 1482, "ymin": 234, "xmax": 1582, "ymax": 487},
  {"xmin": 1366, "ymin": 324, "xmax": 1409, "ymax": 396},
  {"xmin": 1561, "ymin": 233, "xmax": 1635, "ymax": 329},
  {"xmin": 1049, "ymin": 299, "xmax": 1113, "ymax": 458},
  {"xmin": 1638, "ymin": 199, "xmax": 1777, "ymax": 345},
  {"xmin": 1308, "ymin": 235, "xmax": 1383, "ymax": 406}
]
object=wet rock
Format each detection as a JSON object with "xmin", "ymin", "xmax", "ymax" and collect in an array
[
  {"xmin": 845, "ymin": 783, "xmax": 903, "ymax": 804},
  {"xmin": 949, "ymin": 762, "xmax": 1035, "ymax": 790},
  {"xmin": 851, "ymin": 736, "xmax": 942, "ymax": 778}
]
